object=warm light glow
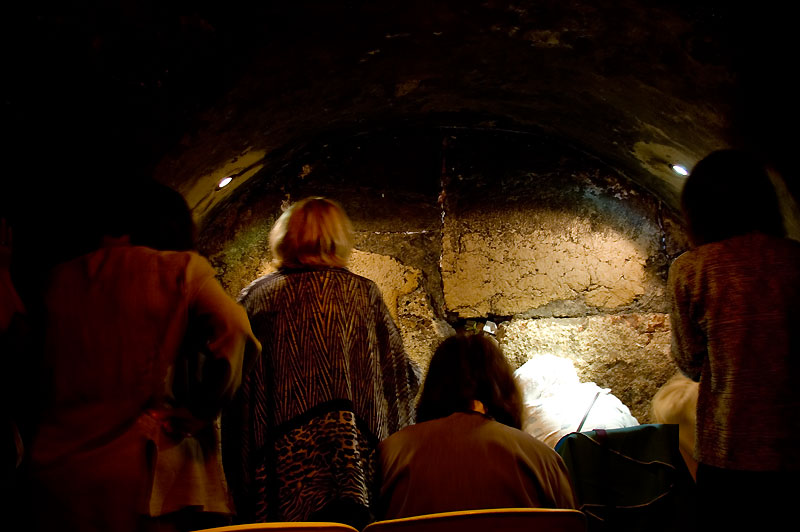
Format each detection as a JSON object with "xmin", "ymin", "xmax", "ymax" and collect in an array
[
  {"xmin": 217, "ymin": 176, "xmax": 233, "ymax": 189},
  {"xmin": 671, "ymin": 164, "xmax": 689, "ymax": 176}
]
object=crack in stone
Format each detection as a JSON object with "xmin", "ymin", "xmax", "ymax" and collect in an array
[{"xmin": 370, "ymin": 231, "xmax": 432, "ymax": 235}]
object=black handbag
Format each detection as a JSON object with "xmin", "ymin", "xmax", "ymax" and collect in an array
[{"xmin": 556, "ymin": 424, "xmax": 698, "ymax": 532}]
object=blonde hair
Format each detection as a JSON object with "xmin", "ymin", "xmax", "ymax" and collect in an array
[{"xmin": 270, "ymin": 197, "xmax": 354, "ymax": 269}]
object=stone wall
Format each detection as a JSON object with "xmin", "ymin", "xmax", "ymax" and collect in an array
[{"xmin": 196, "ymin": 127, "xmax": 688, "ymax": 423}]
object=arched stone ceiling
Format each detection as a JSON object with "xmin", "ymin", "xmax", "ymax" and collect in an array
[
  {"xmin": 3, "ymin": 1, "xmax": 797, "ymax": 227},
  {"xmin": 2, "ymin": 0, "xmax": 796, "ymax": 428},
  {"xmin": 153, "ymin": 0, "xmax": 734, "ymax": 216}
]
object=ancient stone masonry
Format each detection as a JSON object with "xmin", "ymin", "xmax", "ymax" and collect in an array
[
  {"xmin": 440, "ymin": 214, "xmax": 654, "ymax": 316},
  {"xmin": 349, "ymin": 249, "xmax": 454, "ymax": 373},
  {"xmin": 13, "ymin": 0, "xmax": 800, "ymax": 437},
  {"xmin": 196, "ymin": 127, "xmax": 688, "ymax": 423}
]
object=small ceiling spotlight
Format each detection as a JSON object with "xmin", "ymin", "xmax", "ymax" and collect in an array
[
  {"xmin": 217, "ymin": 176, "xmax": 233, "ymax": 189},
  {"xmin": 670, "ymin": 164, "xmax": 689, "ymax": 176}
]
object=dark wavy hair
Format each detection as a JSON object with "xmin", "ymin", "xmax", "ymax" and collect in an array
[
  {"xmin": 129, "ymin": 180, "xmax": 196, "ymax": 251},
  {"xmin": 681, "ymin": 149, "xmax": 784, "ymax": 246},
  {"xmin": 416, "ymin": 333, "xmax": 523, "ymax": 430}
]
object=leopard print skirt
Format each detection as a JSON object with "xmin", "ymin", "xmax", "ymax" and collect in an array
[{"xmin": 252, "ymin": 406, "xmax": 378, "ymax": 526}]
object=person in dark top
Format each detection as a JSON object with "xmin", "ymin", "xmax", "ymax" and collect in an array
[
  {"xmin": 668, "ymin": 149, "xmax": 800, "ymax": 528},
  {"xmin": 378, "ymin": 333, "xmax": 576, "ymax": 519}
]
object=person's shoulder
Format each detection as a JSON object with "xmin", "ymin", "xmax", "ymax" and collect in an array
[
  {"xmin": 331, "ymin": 268, "xmax": 375, "ymax": 285},
  {"xmin": 706, "ymin": 232, "xmax": 797, "ymax": 253},
  {"xmin": 706, "ymin": 233, "xmax": 800, "ymax": 264},
  {"xmin": 381, "ymin": 422, "xmax": 416, "ymax": 442},
  {"xmin": 126, "ymin": 246, "xmax": 198, "ymax": 264},
  {"xmin": 149, "ymin": 249, "xmax": 217, "ymax": 277},
  {"xmin": 667, "ymin": 246, "xmax": 705, "ymax": 285},
  {"xmin": 381, "ymin": 416, "xmax": 447, "ymax": 442},
  {"xmin": 669, "ymin": 244, "xmax": 704, "ymax": 270},
  {"xmin": 379, "ymin": 420, "xmax": 425, "ymax": 454},
  {"xmin": 238, "ymin": 270, "xmax": 284, "ymax": 302},
  {"xmin": 759, "ymin": 235, "xmax": 800, "ymax": 273},
  {"xmin": 667, "ymin": 244, "xmax": 696, "ymax": 274},
  {"xmin": 141, "ymin": 250, "xmax": 223, "ymax": 295},
  {"xmin": 326, "ymin": 268, "xmax": 382, "ymax": 296},
  {"xmin": 104, "ymin": 246, "xmax": 202, "ymax": 275},
  {"xmin": 761, "ymin": 233, "xmax": 800, "ymax": 254}
]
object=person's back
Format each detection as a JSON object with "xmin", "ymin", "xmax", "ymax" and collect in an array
[
  {"xmin": 379, "ymin": 411, "xmax": 576, "ymax": 519},
  {"xmin": 29, "ymin": 243, "xmax": 257, "ymax": 532},
  {"xmin": 237, "ymin": 267, "xmax": 411, "ymax": 433},
  {"xmin": 670, "ymin": 231, "xmax": 800, "ymax": 470},
  {"xmin": 27, "ymin": 182, "xmax": 260, "ymax": 532},
  {"xmin": 377, "ymin": 334, "xmax": 576, "ymax": 520},
  {"xmin": 668, "ymin": 149, "xmax": 800, "ymax": 527},
  {"xmin": 35, "ymin": 246, "xmax": 218, "ymax": 462},
  {"xmin": 224, "ymin": 197, "xmax": 418, "ymax": 529}
]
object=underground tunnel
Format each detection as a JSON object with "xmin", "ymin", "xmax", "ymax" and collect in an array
[
  {"xmin": 2, "ymin": 4, "xmax": 800, "ymax": 523},
  {"xmin": 193, "ymin": 124, "xmax": 689, "ymax": 423}
]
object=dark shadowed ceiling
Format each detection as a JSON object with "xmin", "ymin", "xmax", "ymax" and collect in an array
[{"xmin": 2, "ymin": 1, "xmax": 798, "ymax": 263}]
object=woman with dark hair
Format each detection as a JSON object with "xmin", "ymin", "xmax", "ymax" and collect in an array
[
  {"xmin": 225, "ymin": 197, "xmax": 419, "ymax": 529},
  {"xmin": 668, "ymin": 149, "xmax": 800, "ymax": 527},
  {"xmin": 378, "ymin": 333, "xmax": 576, "ymax": 520},
  {"xmin": 679, "ymin": 149, "xmax": 786, "ymax": 246},
  {"xmin": 415, "ymin": 333, "xmax": 524, "ymax": 429}
]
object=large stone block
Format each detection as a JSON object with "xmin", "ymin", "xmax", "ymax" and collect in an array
[
  {"xmin": 439, "ymin": 138, "xmax": 672, "ymax": 318},
  {"xmin": 441, "ymin": 212, "xmax": 656, "ymax": 316},
  {"xmin": 350, "ymin": 249, "xmax": 454, "ymax": 371}
]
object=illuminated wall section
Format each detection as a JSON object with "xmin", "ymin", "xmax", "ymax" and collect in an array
[{"xmin": 197, "ymin": 128, "xmax": 689, "ymax": 422}]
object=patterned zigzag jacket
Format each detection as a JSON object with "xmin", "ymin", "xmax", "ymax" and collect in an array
[{"xmin": 223, "ymin": 267, "xmax": 419, "ymax": 525}]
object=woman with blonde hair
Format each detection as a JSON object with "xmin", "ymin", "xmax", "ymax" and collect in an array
[{"xmin": 224, "ymin": 197, "xmax": 419, "ymax": 529}]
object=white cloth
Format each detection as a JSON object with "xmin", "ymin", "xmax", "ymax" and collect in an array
[{"xmin": 515, "ymin": 355, "xmax": 639, "ymax": 447}]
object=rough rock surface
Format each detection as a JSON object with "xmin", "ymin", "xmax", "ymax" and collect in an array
[
  {"xmin": 440, "ymin": 133, "xmax": 672, "ymax": 320},
  {"xmin": 349, "ymin": 249, "xmax": 453, "ymax": 371},
  {"xmin": 442, "ymin": 214, "xmax": 654, "ymax": 316}
]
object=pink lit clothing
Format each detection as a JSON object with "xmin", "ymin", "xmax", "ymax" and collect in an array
[{"xmin": 28, "ymin": 244, "xmax": 260, "ymax": 532}]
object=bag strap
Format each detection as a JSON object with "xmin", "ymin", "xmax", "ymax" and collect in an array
[{"xmin": 577, "ymin": 390, "xmax": 601, "ymax": 432}]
